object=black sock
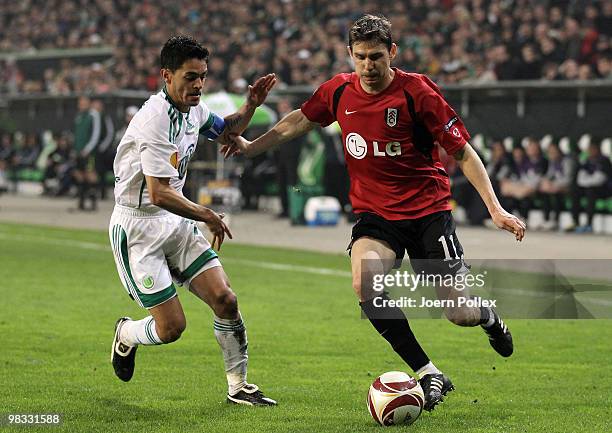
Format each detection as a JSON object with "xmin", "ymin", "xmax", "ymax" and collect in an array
[
  {"xmin": 77, "ymin": 182, "xmax": 86, "ymax": 209},
  {"xmin": 86, "ymin": 182, "xmax": 97, "ymax": 210},
  {"xmin": 360, "ymin": 294, "xmax": 430, "ymax": 372}
]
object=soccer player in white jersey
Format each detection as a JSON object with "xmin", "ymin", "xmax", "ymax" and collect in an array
[{"xmin": 109, "ymin": 35, "xmax": 277, "ymax": 406}]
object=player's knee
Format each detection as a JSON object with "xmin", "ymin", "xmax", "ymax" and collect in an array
[
  {"xmin": 352, "ymin": 275, "xmax": 364, "ymax": 298},
  {"xmin": 354, "ymin": 274, "xmax": 383, "ymax": 302},
  {"xmin": 212, "ymin": 290, "xmax": 238, "ymax": 317},
  {"xmin": 158, "ymin": 317, "xmax": 186, "ymax": 343},
  {"xmin": 353, "ymin": 274, "xmax": 376, "ymax": 302}
]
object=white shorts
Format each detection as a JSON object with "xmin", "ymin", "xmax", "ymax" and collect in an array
[{"xmin": 109, "ymin": 205, "xmax": 221, "ymax": 309}]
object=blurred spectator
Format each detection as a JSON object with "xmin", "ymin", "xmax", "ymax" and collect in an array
[
  {"xmin": 539, "ymin": 37, "xmax": 564, "ymax": 65},
  {"xmin": 595, "ymin": 55, "xmax": 612, "ymax": 78},
  {"xmin": 92, "ymin": 99, "xmax": 115, "ymax": 200},
  {"xmin": 13, "ymin": 133, "xmax": 40, "ymax": 170},
  {"xmin": 558, "ymin": 59, "xmax": 580, "ymax": 80},
  {"xmin": 73, "ymin": 96, "xmax": 100, "ymax": 211},
  {"xmin": 0, "ymin": 133, "xmax": 14, "ymax": 193},
  {"xmin": 486, "ymin": 140, "xmax": 513, "ymax": 196},
  {"xmin": 538, "ymin": 142, "xmax": 574, "ymax": 230},
  {"xmin": 597, "ymin": 0, "xmax": 612, "ymax": 37},
  {"xmin": 274, "ymin": 98, "xmax": 303, "ymax": 218},
  {"xmin": 578, "ymin": 63, "xmax": 594, "ymax": 79},
  {"xmin": 493, "ymin": 45, "xmax": 518, "ymax": 80},
  {"xmin": 570, "ymin": 141, "xmax": 612, "ymax": 232},
  {"xmin": 8, "ymin": 132, "xmax": 41, "ymax": 193},
  {"xmin": 500, "ymin": 139, "xmax": 547, "ymax": 219},
  {"xmin": 516, "ymin": 45, "xmax": 542, "ymax": 80},
  {"xmin": 42, "ymin": 133, "xmax": 75, "ymax": 196}
]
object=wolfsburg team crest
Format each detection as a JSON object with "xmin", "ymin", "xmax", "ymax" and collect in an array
[
  {"xmin": 386, "ymin": 108, "xmax": 398, "ymax": 127},
  {"xmin": 143, "ymin": 276, "xmax": 155, "ymax": 289}
]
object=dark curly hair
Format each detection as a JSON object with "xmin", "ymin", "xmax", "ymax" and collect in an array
[
  {"xmin": 160, "ymin": 35, "xmax": 209, "ymax": 71},
  {"xmin": 348, "ymin": 14, "xmax": 393, "ymax": 51}
]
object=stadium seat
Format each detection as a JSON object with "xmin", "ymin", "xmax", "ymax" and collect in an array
[
  {"xmin": 503, "ymin": 137, "xmax": 514, "ymax": 152},
  {"xmin": 578, "ymin": 134, "xmax": 591, "ymax": 152},
  {"xmin": 558, "ymin": 137, "xmax": 571, "ymax": 154},
  {"xmin": 601, "ymin": 138, "xmax": 611, "ymax": 158},
  {"xmin": 540, "ymin": 134, "xmax": 553, "ymax": 151},
  {"xmin": 471, "ymin": 133, "xmax": 485, "ymax": 151}
]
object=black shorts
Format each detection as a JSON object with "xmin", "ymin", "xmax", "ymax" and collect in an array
[{"xmin": 348, "ymin": 210, "xmax": 467, "ymax": 273}]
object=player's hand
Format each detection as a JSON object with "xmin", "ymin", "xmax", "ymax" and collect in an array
[
  {"xmin": 202, "ymin": 208, "xmax": 233, "ymax": 251},
  {"xmin": 491, "ymin": 208, "xmax": 526, "ymax": 241},
  {"xmin": 219, "ymin": 134, "xmax": 252, "ymax": 159},
  {"xmin": 246, "ymin": 73, "xmax": 277, "ymax": 107}
]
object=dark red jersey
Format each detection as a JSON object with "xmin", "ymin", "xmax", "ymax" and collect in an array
[{"xmin": 301, "ymin": 68, "xmax": 469, "ymax": 220}]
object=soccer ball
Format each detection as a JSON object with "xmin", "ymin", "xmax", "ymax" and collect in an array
[{"xmin": 367, "ymin": 371, "xmax": 424, "ymax": 426}]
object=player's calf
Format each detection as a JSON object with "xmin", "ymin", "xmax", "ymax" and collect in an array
[{"xmin": 360, "ymin": 294, "xmax": 431, "ymax": 372}]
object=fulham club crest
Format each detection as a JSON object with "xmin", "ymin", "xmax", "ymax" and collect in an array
[{"xmin": 386, "ymin": 108, "xmax": 398, "ymax": 127}]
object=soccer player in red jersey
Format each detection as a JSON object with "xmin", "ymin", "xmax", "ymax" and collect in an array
[{"xmin": 223, "ymin": 15, "xmax": 526, "ymax": 411}]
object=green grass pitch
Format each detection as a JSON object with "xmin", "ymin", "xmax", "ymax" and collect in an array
[{"xmin": 0, "ymin": 223, "xmax": 610, "ymax": 432}]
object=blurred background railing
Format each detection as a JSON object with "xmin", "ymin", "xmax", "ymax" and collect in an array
[{"xmin": 2, "ymin": 81, "xmax": 611, "ymax": 139}]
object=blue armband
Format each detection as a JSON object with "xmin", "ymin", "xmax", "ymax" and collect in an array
[{"xmin": 199, "ymin": 113, "xmax": 225, "ymax": 140}]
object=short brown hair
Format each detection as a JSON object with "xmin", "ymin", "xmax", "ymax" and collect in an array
[{"xmin": 348, "ymin": 15, "xmax": 393, "ymax": 51}]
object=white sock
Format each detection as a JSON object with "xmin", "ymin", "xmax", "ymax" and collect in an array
[
  {"xmin": 120, "ymin": 316, "xmax": 163, "ymax": 346},
  {"xmin": 416, "ymin": 361, "xmax": 442, "ymax": 379},
  {"xmin": 214, "ymin": 314, "xmax": 248, "ymax": 396}
]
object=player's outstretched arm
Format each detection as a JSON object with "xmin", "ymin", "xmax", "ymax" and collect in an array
[
  {"xmin": 220, "ymin": 109, "xmax": 317, "ymax": 158},
  {"xmin": 454, "ymin": 143, "xmax": 526, "ymax": 241},
  {"xmin": 221, "ymin": 73, "xmax": 277, "ymax": 141},
  {"xmin": 145, "ymin": 175, "xmax": 232, "ymax": 249}
]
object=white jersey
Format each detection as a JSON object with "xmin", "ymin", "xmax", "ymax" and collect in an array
[{"xmin": 113, "ymin": 89, "xmax": 223, "ymax": 209}]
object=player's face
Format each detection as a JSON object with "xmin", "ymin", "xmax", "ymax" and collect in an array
[
  {"xmin": 162, "ymin": 58, "xmax": 208, "ymax": 112},
  {"xmin": 349, "ymin": 41, "xmax": 397, "ymax": 91}
]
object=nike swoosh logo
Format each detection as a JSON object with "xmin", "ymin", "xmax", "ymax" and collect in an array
[
  {"xmin": 345, "ymin": 109, "xmax": 357, "ymax": 115},
  {"xmin": 449, "ymin": 261, "xmax": 461, "ymax": 269}
]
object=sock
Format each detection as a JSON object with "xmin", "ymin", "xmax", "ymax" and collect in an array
[
  {"xmin": 120, "ymin": 316, "xmax": 163, "ymax": 346},
  {"xmin": 77, "ymin": 181, "xmax": 86, "ymax": 209},
  {"xmin": 214, "ymin": 314, "xmax": 248, "ymax": 396},
  {"xmin": 360, "ymin": 295, "xmax": 430, "ymax": 373},
  {"xmin": 480, "ymin": 305, "xmax": 495, "ymax": 328},
  {"xmin": 415, "ymin": 361, "xmax": 442, "ymax": 379},
  {"xmin": 87, "ymin": 181, "xmax": 98, "ymax": 209}
]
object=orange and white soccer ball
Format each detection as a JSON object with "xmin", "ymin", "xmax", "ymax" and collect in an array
[{"xmin": 367, "ymin": 371, "xmax": 425, "ymax": 426}]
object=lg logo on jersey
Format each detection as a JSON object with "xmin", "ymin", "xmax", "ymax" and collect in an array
[{"xmin": 345, "ymin": 133, "xmax": 401, "ymax": 160}]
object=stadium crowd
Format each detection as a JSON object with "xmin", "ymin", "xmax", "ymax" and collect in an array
[
  {"xmin": 0, "ymin": 97, "xmax": 131, "ymax": 211},
  {"xmin": 0, "ymin": 0, "xmax": 611, "ymax": 95}
]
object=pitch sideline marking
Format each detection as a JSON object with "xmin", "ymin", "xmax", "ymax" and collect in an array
[
  {"xmin": 0, "ymin": 231, "xmax": 352, "ymax": 278},
  {"xmin": 2, "ymin": 230, "xmax": 612, "ymax": 308}
]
